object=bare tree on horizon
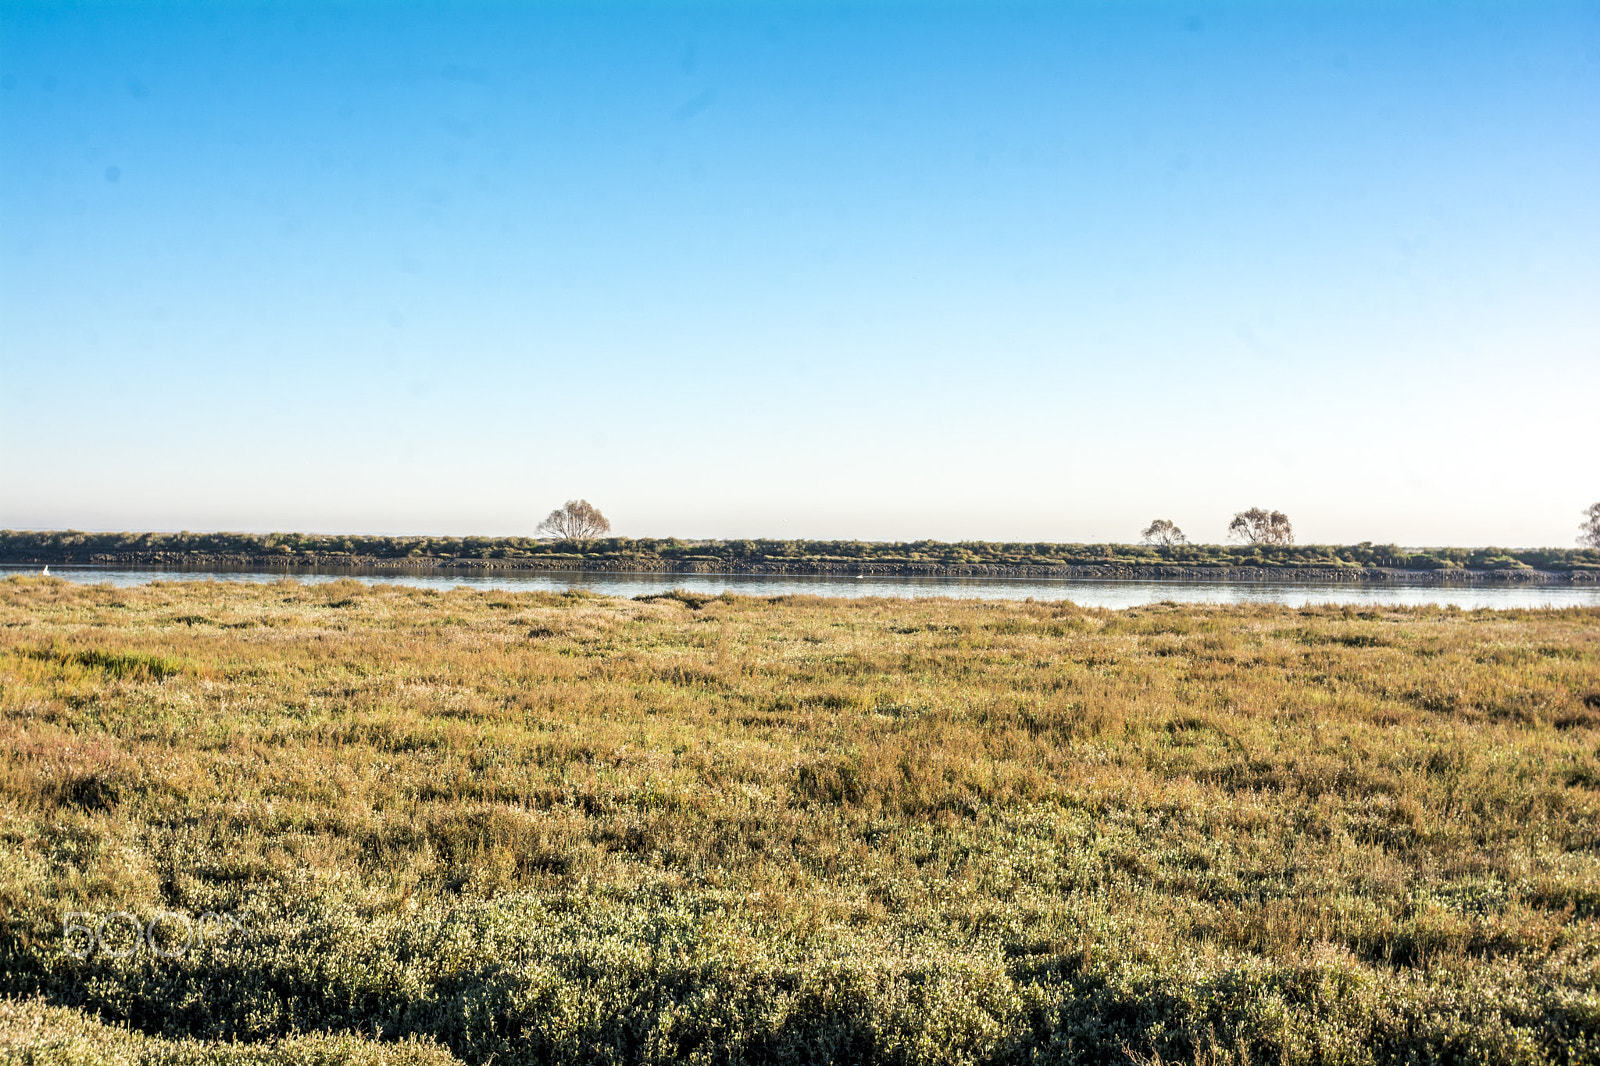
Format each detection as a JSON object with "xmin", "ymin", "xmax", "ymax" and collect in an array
[
  {"xmin": 1228, "ymin": 507, "xmax": 1294, "ymax": 546},
  {"xmin": 1581, "ymin": 502, "xmax": 1600, "ymax": 549},
  {"xmin": 1141, "ymin": 519, "xmax": 1187, "ymax": 547},
  {"xmin": 537, "ymin": 499, "xmax": 612, "ymax": 542}
]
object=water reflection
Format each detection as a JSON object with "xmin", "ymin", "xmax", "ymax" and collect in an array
[{"xmin": 6, "ymin": 565, "xmax": 1598, "ymax": 610}]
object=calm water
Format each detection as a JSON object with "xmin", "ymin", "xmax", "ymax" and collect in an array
[{"xmin": 7, "ymin": 565, "xmax": 1600, "ymax": 610}]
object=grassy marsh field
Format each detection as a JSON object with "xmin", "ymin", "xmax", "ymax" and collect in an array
[{"xmin": 1, "ymin": 577, "xmax": 1598, "ymax": 1065}]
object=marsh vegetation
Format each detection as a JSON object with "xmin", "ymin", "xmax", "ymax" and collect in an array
[{"xmin": 1, "ymin": 578, "xmax": 1598, "ymax": 1064}]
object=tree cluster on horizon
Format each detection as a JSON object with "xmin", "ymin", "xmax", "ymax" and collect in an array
[
  {"xmin": 1581, "ymin": 502, "xmax": 1600, "ymax": 549},
  {"xmin": 544, "ymin": 500, "xmax": 1600, "ymax": 550},
  {"xmin": 1140, "ymin": 508, "xmax": 1294, "ymax": 548},
  {"xmin": 536, "ymin": 499, "xmax": 611, "ymax": 542}
]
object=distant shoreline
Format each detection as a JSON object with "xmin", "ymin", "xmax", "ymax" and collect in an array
[
  {"xmin": 5, "ymin": 552, "xmax": 1596, "ymax": 585},
  {"xmin": 6, "ymin": 530, "xmax": 1598, "ymax": 584}
]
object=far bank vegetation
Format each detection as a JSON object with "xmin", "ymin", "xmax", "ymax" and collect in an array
[{"xmin": 5, "ymin": 529, "xmax": 1598, "ymax": 573}]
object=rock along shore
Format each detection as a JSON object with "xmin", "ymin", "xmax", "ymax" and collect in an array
[{"xmin": 2, "ymin": 551, "xmax": 1593, "ymax": 584}]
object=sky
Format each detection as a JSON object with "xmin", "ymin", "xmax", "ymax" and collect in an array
[{"xmin": 2, "ymin": 1, "xmax": 1597, "ymax": 546}]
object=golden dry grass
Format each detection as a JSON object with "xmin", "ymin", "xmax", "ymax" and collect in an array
[{"xmin": 0, "ymin": 576, "xmax": 1597, "ymax": 1065}]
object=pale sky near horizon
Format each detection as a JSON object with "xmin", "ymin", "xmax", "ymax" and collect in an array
[{"xmin": 2, "ymin": 1, "xmax": 1597, "ymax": 547}]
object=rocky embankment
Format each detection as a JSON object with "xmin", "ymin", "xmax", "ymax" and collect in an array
[{"xmin": 4, "ymin": 550, "xmax": 1595, "ymax": 583}]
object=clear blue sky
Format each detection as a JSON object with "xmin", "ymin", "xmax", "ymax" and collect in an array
[{"xmin": 3, "ymin": 1, "xmax": 1597, "ymax": 545}]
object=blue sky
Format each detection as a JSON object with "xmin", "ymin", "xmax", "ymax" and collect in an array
[{"xmin": 2, "ymin": 1, "xmax": 1597, "ymax": 545}]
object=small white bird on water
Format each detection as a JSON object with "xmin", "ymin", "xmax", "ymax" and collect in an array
[{"xmin": 42, "ymin": 565, "xmax": 49, "ymax": 575}]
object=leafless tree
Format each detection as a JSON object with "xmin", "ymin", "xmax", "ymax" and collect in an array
[
  {"xmin": 537, "ymin": 499, "xmax": 611, "ymax": 542},
  {"xmin": 1581, "ymin": 502, "xmax": 1600, "ymax": 549},
  {"xmin": 1228, "ymin": 507, "xmax": 1293, "ymax": 546},
  {"xmin": 1141, "ymin": 519, "xmax": 1187, "ymax": 547}
]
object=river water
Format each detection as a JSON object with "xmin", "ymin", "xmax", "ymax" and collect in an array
[{"xmin": 7, "ymin": 565, "xmax": 1599, "ymax": 610}]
